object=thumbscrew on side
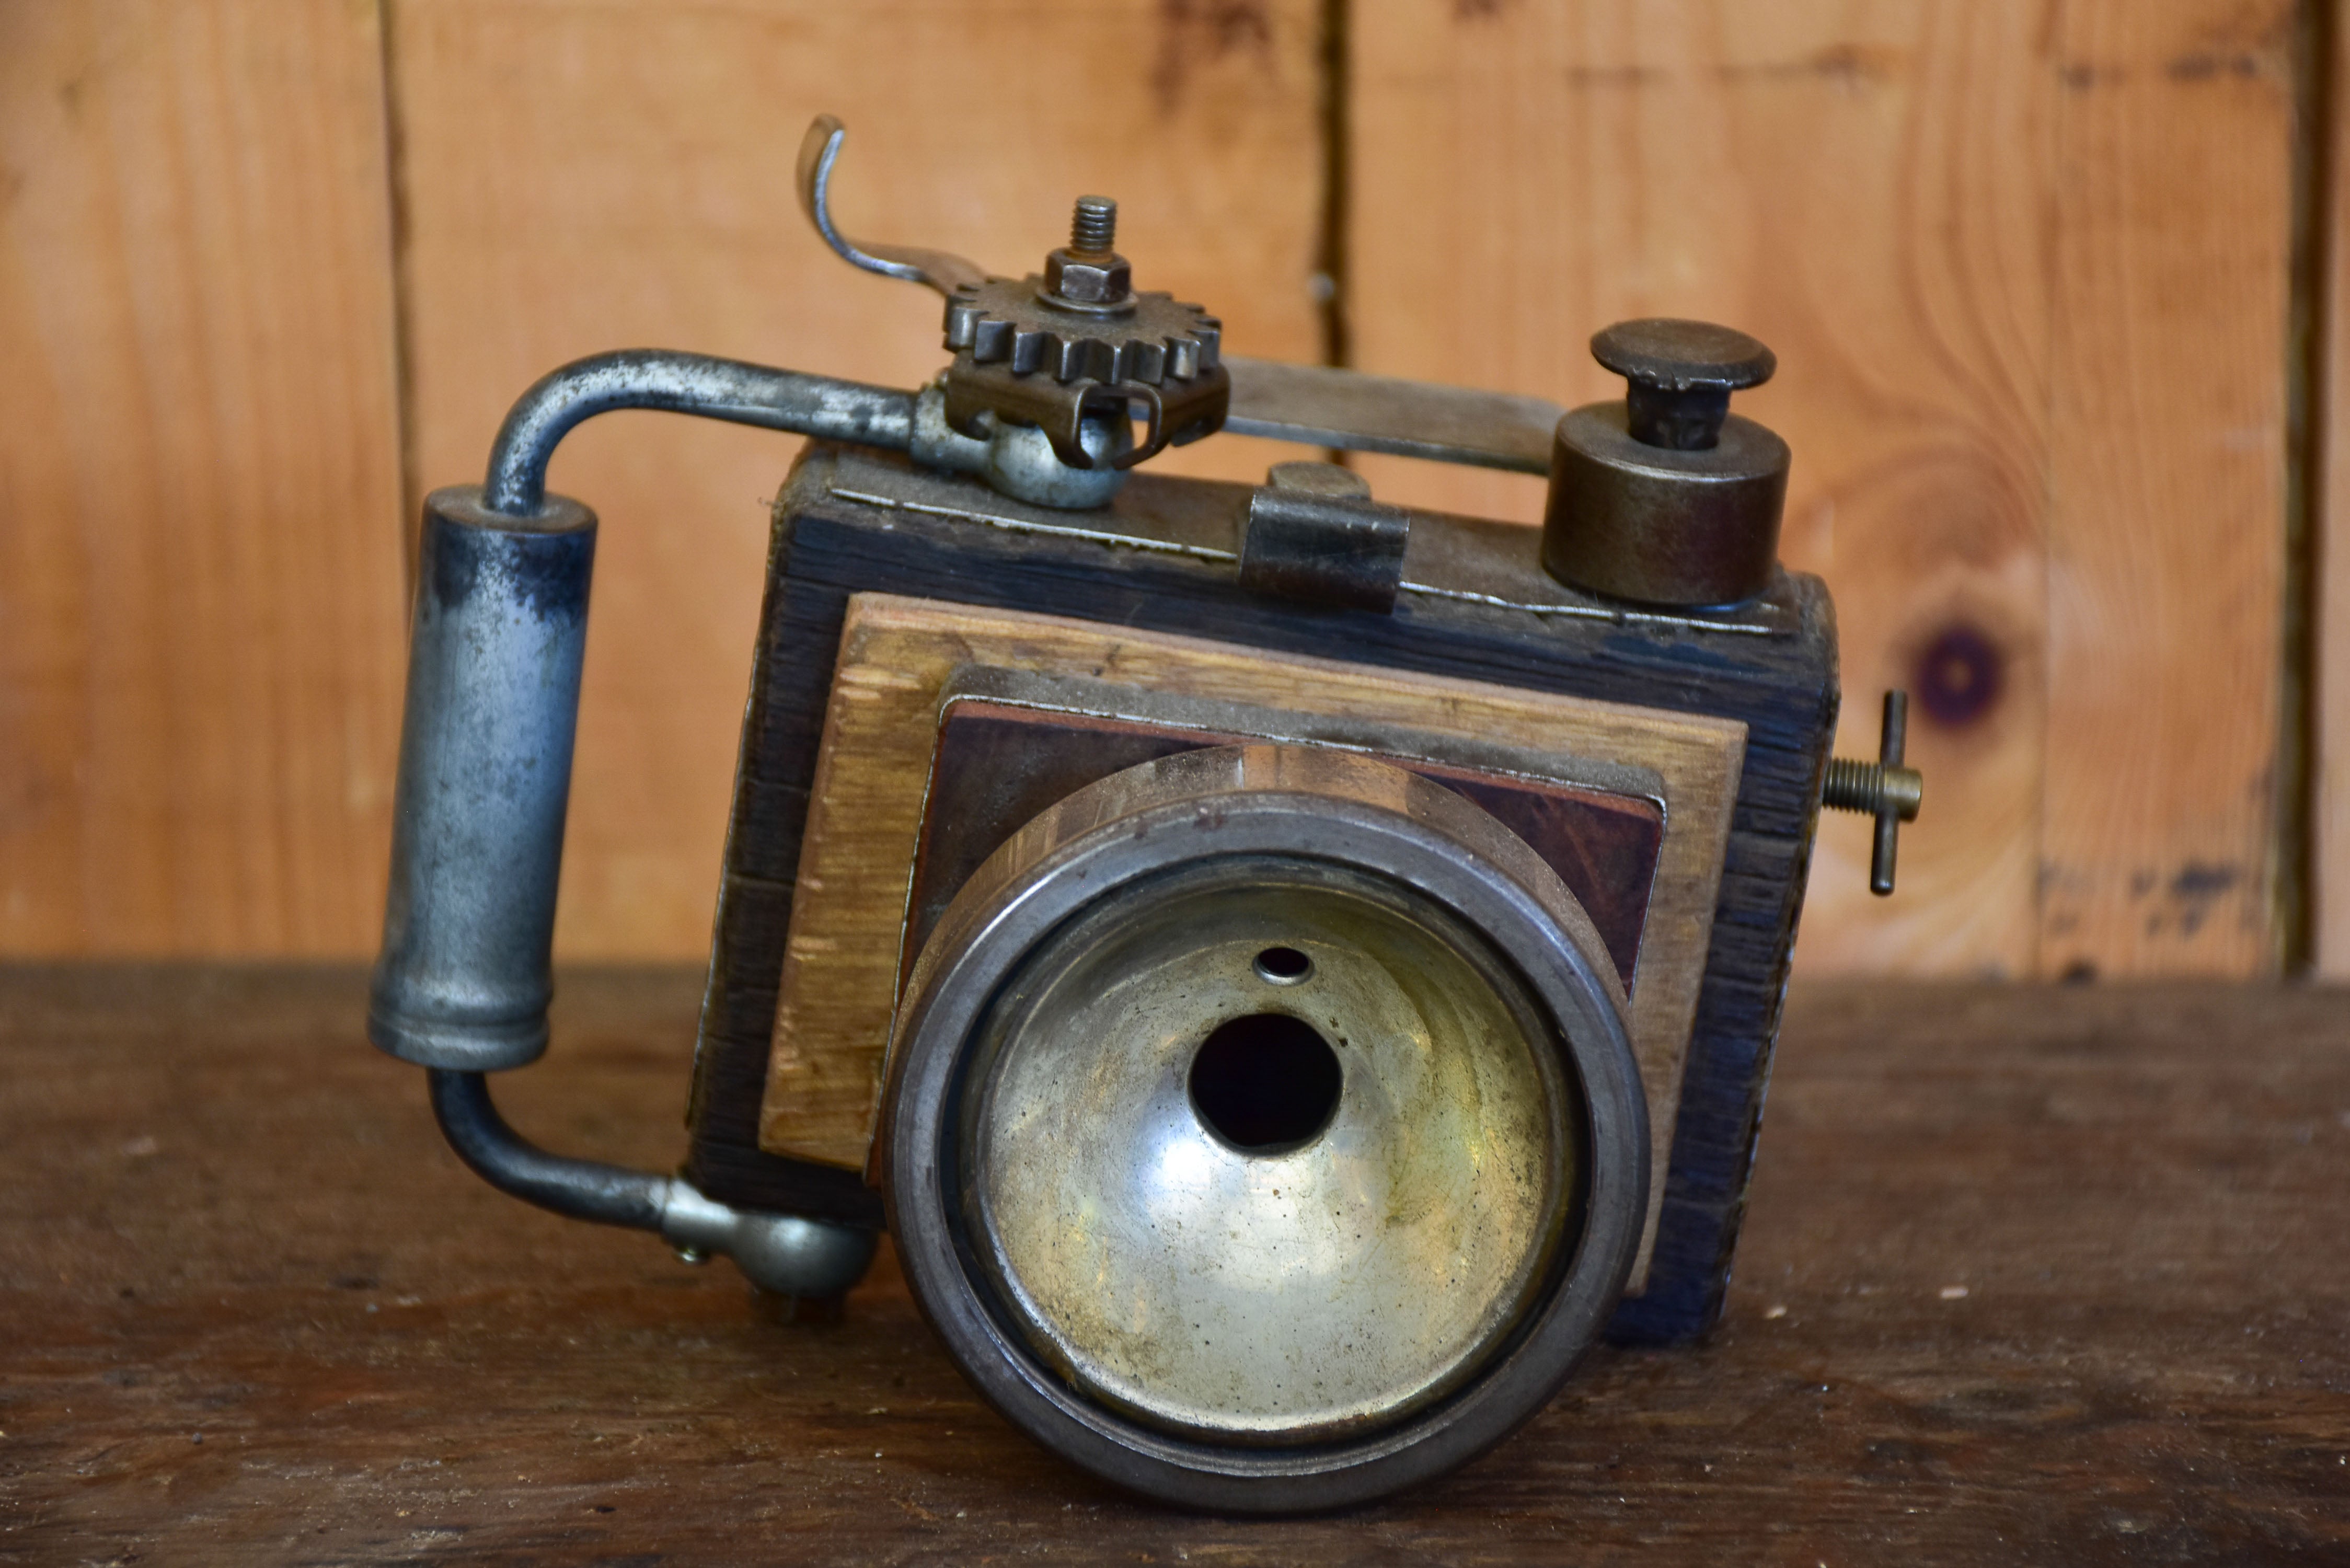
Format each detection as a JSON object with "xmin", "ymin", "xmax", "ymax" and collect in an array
[{"xmin": 1822, "ymin": 691, "xmax": 1925, "ymax": 896}]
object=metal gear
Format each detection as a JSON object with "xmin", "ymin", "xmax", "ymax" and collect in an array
[
  {"xmin": 943, "ymin": 279, "xmax": 1222, "ymax": 386},
  {"xmin": 936, "ymin": 198, "xmax": 1229, "ymax": 470}
]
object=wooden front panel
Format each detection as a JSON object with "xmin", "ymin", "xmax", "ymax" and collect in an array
[
  {"xmin": 905, "ymin": 700, "xmax": 1668, "ymax": 991},
  {"xmin": 757, "ymin": 591, "xmax": 1744, "ymax": 1287}
]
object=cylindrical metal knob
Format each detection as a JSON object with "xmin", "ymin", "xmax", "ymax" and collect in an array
[
  {"xmin": 1541, "ymin": 318, "xmax": 1790, "ymax": 607},
  {"xmin": 368, "ymin": 485, "xmax": 596, "ymax": 1070}
]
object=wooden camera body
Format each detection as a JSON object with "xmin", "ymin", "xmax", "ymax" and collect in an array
[
  {"xmin": 367, "ymin": 118, "xmax": 1917, "ymax": 1511},
  {"xmin": 688, "ymin": 443, "xmax": 1831, "ymax": 1344}
]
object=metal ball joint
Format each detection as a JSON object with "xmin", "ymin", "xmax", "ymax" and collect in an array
[{"xmin": 1541, "ymin": 317, "xmax": 1791, "ymax": 608}]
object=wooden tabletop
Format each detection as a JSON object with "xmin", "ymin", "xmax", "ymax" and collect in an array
[{"xmin": 3, "ymin": 966, "xmax": 2345, "ymax": 1564}]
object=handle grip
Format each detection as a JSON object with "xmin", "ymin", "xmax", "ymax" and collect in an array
[{"xmin": 368, "ymin": 486, "xmax": 596, "ymax": 1070}]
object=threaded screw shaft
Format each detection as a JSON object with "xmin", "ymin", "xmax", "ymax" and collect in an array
[
  {"xmin": 1822, "ymin": 756, "xmax": 1923, "ymax": 820},
  {"xmin": 1822, "ymin": 758, "xmax": 1884, "ymax": 814},
  {"xmin": 1070, "ymin": 197, "xmax": 1117, "ymax": 256}
]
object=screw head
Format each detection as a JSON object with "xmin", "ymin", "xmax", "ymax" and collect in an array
[{"xmin": 1591, "ymin": 319, "xmax": 1776, "ymax": 393}]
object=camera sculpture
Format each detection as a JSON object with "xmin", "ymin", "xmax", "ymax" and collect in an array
[{"xmin": 368, "ymin": 117, "xmax": 1923, "ymax": 1511}]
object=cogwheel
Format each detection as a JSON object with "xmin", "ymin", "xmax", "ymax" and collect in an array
[
  {"xmin": 942, "ymin": 278, "xmax": 1222, "ymax": 389},
  {"xmin": 934, "ymin": 197, "xmax": 1230, "ymax": 469}
]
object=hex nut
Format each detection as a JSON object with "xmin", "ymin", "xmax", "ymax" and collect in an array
[{"xmin": 1045, "ymin": 248, "xmax": 1132, "ymax": 306}]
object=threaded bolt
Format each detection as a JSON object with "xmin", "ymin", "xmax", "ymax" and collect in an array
[
  {"xmin": 1070, "ymin": 197, "xmax": 1118, "ymax": 256},
  {"xmin": 1823, "ymin": 691, "xmax": 1924, "ymax": 896},
  {"xmin": 1822, "ymin": 758, "xmax": 1921, "ymax": 818}
]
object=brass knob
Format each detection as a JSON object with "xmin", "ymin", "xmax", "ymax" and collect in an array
[
  {"xmin": 1589, "ymin": 318, "xmax": 1777, "ymax": 452},
  {"xmin": 1540, "ymin": 318, "xmax": 1791, "ymax": 607},
  {"xmin": 1823, "ymin": 691, "xmax": 1924, "ymax": 896}
]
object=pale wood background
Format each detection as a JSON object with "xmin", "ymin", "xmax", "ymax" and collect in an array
[{"xmin": 0, "ymin": 0, "xmax": 2322, "ymax": 978}]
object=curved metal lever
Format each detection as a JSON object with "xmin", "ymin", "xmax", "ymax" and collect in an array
[
  {"xmin": 798, "ymin": 115, "xmax": 1566, "ymax": 480},
  {"xmin": 796, "ymin": 114, "xmax": 988, "ymax": 297}
]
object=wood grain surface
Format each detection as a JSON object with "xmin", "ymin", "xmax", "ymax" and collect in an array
[
  {"xmin": 3, "ymin": 966, "xmax": 2344, "ymax": 1562},
  {"xmin": 1346, "ymin": 1, "xmax": 2297, "ymax": 979},
  {"xmin": 2040, "ymin": 0, "xmax": 2297, "ymax": 978},
  {"xmin": 384, "ymin": 0, "xmax": 1326, "ymax": 961},
  {"xmin": 2315, "ymin": 0, "xmax": 2350, "ymax": 978},
  {"xmin": 0, "ymin": 1, "xmax": 408, "ymax": 954},
  {"xmin": 762, "ymin": 592, "xmax": 1744, "ymax": 1261},
  {"xmin": 0, "ymin": 0, "xmax": 2321, "ymax": 978}
]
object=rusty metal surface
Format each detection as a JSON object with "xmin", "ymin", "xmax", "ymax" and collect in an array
[
  {"xmin": 821, "ymin": 448, "xmax": 1804, "ymax": 638},
  {"xmin": 1541, "ymin": 319, "xmax": 1790, "ymax": 608},
  {"xmin": 1541, "ymin": 406, "xmax": 1790, "ymax": 609},
  {"xmin": 1223, "ymin": 356, "xmax": 1561, "ymax": 475},
  {"xmin": 1237, "ymin": 462, "xmax": 1411, "ymax": 612}
]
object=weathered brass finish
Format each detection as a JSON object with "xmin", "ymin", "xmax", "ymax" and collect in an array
[
  {"xmin": 1822, "ymin": 691, "xmax": 1925, "ymax": 895},
  {"xmin": 881, "ymin": 743, "xmax": 1649, "ymax": 1508},
  {"xmin": 964, "ymin": 858, "xmax": 1572, "ymax": 1443},
  {"xmin": 1543, "ymin": 405, "xmax": 1790, "ymax": 607},
  {"xmin": 1542, "ymin": 318, "xmax": 1791, "ymax": 607}
]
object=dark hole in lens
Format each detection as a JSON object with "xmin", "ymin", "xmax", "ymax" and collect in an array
[
  {"xmin": 1188, "ymin": 1013, "xmax": 1343, "ymax": 1153},
  {"xmin": 1253, "ymin": 945, "xmax": 1312, "ymax": 983}
]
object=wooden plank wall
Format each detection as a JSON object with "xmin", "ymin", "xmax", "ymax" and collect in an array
[
  {"xmin": 1351, "ymin": 0, "xmax": 2298, "ymax": 978},
  {"xmin": 0, "ymin": 1, "xmax": 408, "ymax": 955},
  {"xmin": 0, "ymin": 0, "xmax": 2312, "ymax": 978},
  {"xmin": 386, "ymin": 0, "xmax": 1323, "ymax": 958},
  {"xmin": 2318, "ymin": 0, "xmax": 2350, "ymax": 978}
]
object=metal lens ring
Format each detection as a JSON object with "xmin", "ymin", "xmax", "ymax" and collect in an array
[
  {"xmin": 961, "ymin": 851, "xmax": 1576, "ymax": 1443},
  {"xmin": 882, "ymin": 745, "xmax": 1649, "ymax": 1512}
]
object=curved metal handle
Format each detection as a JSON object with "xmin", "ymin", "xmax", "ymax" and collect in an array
[
  {"xmin": 796, "ymin": 113, "xmax": 987, "ymax": 297},
  {"xmin": 371, "ymin": 351, "xmax": 913, "ymax": 1294},
  {"xmin": 428, "ymin": 1071, "xmax": 875, "ymax": 1297}
]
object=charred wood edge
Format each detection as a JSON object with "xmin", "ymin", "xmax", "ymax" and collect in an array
[{"xmin": 687, "ymin": 449, "xmax": 1838, "ymax": 1340}]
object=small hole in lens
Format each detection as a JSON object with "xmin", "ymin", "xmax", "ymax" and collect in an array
[
  {"xmin": 1252, "ymin": 945, "xmax": 1312, "ymax": 984},
  {"xmin": 1189, "ymin": 1013, "xmax": 1343, "ymax": 1152}
]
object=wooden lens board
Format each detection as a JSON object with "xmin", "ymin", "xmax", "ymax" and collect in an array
[{"xmin": 762, "ymin": 592, "xmax": 1746, "ymax": 1286}]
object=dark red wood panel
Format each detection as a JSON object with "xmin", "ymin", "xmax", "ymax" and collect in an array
[{"xmin": 905, "ymin": 701, "xmax": 1666, "ymax": 990}]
